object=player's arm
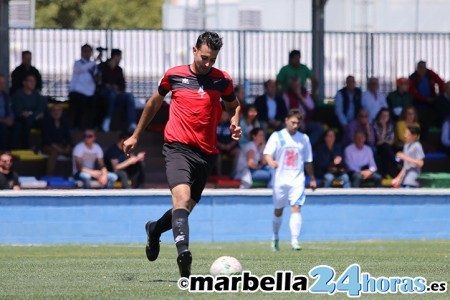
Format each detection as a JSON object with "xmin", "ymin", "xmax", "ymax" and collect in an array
[
  {"xmin": 223, "ymin": 99, "xmax": 242, "ymax": 140},
  {"xmin": 264, "ymin": 154, "xmax": 278, "ymax": 169},
  {"xmin": 304, "ymin": 162, "xmax": 317, "ymax": 190},
  {"xmin": 123, "ymin": 90, "xmax": 165, "ymax": 155},
  {"xmin": 396, "ymin": 152, "xmax": 424, "ymax": 168}
]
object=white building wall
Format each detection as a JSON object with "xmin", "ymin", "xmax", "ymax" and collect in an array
[{"xmin": 163, "ymin": 0, "xmax": 450, "ymax": 33}]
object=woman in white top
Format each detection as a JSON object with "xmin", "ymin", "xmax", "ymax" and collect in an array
[{"xmin": 234, "ymin": 127, "xmax": 272, "ymax": 188}]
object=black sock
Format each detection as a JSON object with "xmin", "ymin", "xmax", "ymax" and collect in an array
[
  {"xmin": 151, "ymin": 209, "xmax": 173, "ymax": 237},
  {"xmin": 172, "ymin": 209, "xmax": 189, "ymax": 255}
]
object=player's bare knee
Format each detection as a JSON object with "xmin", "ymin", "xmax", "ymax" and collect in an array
[
  {"xmin": 291, "ymin": 205, "xmax": 301, "ymax": 213},
  {"xmin": 274, "ymin": 209, "xmax": 283, "ymax": 217}
]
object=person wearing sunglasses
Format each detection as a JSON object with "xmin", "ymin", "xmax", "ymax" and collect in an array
[
  {"xmin": 72, "ymin": 129, "xmax": 118, "ymax": 189},
  {"xmin": 0, "ymin": 152, "xmax": 20, "ymax": 190}
]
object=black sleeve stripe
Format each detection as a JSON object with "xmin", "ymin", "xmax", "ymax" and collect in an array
[
  {"xmin": 158, "ymin": 86, "xmax": 169, "ymax": 97},
  {"xmin": 222, "ymin": 92, "xmax": 236, "ymax": 102}
]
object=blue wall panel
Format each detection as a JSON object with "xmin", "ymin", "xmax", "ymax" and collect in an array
[{"xmin": 0, "ymin": 193, "xmax": 449, "ymax": 244}]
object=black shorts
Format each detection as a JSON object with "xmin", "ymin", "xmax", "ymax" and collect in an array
[{"xmin": 162, "ymin": 142, "xmax": 217, "ymax": 202}]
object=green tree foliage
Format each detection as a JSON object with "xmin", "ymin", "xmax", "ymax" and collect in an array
[{"xmin": 35, "ymin": 0, "xmax": 163, "ymax": 29}]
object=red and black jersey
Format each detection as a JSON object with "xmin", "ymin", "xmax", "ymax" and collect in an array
[{"xmin": 158, "ymin": 65, "xmax": 236, "ymax": 154}]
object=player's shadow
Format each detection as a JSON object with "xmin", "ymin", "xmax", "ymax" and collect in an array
[
  {"xmin": 119, "ymin": 273, "xmax": 177, "ymax": 283},
  {"xmin": 142, "ymin": 279, "xmax": 178, "ymax": 283}
]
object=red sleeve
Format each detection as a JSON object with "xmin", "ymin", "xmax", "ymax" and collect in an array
[
  {"xmin": 158, "ymin": 71, "xmax": 171, "ymax": 96},
  {"xmin": 221, "ymin": 74, "xmax": 236, "ymax": 102},
  {"xmin": 429, "ymin": 70, "xmax": 446, "ymax": 95}
]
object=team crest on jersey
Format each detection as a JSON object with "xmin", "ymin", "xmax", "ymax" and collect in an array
[
  {"xmin": 182, "ymin": 78, "xmax": 190, "ymax": 84},
  {"xmin": 198, "ymin": 85, "xmax": 206, "ymax": 98},
  {"xmin": 285, "ymin": 149, "xmax": 299, "ymax": 168}
]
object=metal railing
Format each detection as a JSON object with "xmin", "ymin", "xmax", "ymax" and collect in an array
[{"xmin": 9, "ymin": 28, "xmax": 450, "ymax": 102}]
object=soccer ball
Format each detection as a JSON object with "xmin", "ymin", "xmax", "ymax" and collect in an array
[{"xmin": 209, "ymin": 256, "xmax": 243, "ymax": 276}]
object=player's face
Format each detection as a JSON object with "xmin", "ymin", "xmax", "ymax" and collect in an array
[
  {"xmin": 192, "ymin": 44, "xmax": 218, "ymax": 75},
  {"xmin": 285, "ymin": 116, "xmax": 300, "ymax": 134},
  {"xmin": 404, "ymin": 129, "xmax": 415, "ymax": 143}
]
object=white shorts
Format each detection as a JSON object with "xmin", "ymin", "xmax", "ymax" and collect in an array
[{"xmin": 272, "ymin": 185, "xmax": 306, "ymax": 209}]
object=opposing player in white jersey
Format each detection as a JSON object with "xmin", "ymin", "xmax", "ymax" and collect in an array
[{"xmin": 263, "ymin": 108, "xmax": 317, "ymax": 251}]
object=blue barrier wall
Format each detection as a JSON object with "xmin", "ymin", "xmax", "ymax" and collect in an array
[{"xmin": 0, "ymin": 190, "xmax": 449, "ymax": 244}]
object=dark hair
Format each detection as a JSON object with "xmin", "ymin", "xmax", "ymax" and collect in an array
[
  {"xmin": 321, "ymin": 128, "xmax": 337, "ymax": 140},
  {"xmin": 111, "ymin": 48, "xmax": 122, "ymax": 57},
  {"xmin": 286, "ymin": 108, "xmax": 304, "ymax": 120},
  {"xmin": 81, "ymin": 44, "xmax": 93, "ymax": 51},
  {"xmin": 417, "ymin": 60, "xmax": 426, "ymax": 67},
  {"xmin": 289, "ymin": 50, "xmax": 301, "ymax": 60},
  {"xmin": 196, "ymin": 31, "xmax": 223, "ymax": 51},
  {"xmin": 249, "ymin": 127, "xmax": 263, "ymax": 140},
  {"xmin": 375, "ymin": 107, "xmax": 390, "ymax": 122},
  {"xmin": 399, "ymin": 105, "xmax": 418, "ymax": 122},
  {"xmin": 23, "ymin": 72, "xmax": 36, "ymax": 81},
  {"xmin": 407, "ymin": 125, "xmax": 421, "ymax": 136},
  {"xmin": 263, "ymin": 79, "xmax": 275, "ymax": 89},
  {"xmin": 22, "ymin": 50, "xmax": 31, "ymax": 57}
]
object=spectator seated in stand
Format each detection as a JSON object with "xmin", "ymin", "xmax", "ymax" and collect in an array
[
  {"xmin": 239, "ymin": 104, "xmax": 261, "ymax": 147},
  {"xmin": 0, "ymin": 74, "xmax": 14, "ymax": 150},
  {"xmin": 216, "ymin": 109, "xmax": 240, "ymax": 176},
  {"xmin": 0, "ymin": 152, "xmax": 20, "ymax": 190},
  {"xmin": 11, "ymin": 73, "xmax": 47, "ymax": 149},
  {"xmin": 373, "ymin": 108, "xmax": 398, "ymax": 178},
  {"xmin": 361, "ymin": 77, "xmax": 388, "ymax": 123},
  {"xmin": 72, "ymin": 129, "xmax": 118, "ymax": 189},
  {"xmin": 254, "ymin": 79, "xmax": 287, "ymax": 134},
  {"xmin": 41, "ymin": 104, "xmax": 73, "ymax": 176},
  {"xmin": 387, "ymin": 77, "xmax": 413, "ymax": 122},
  {"xmin": 436, "ymin": 81, "xmax": 450, "ymax": 127},
  {"xmin": 441, "ymin": 118, "xmax": 450, "ymax": 152},
  {"xmin": 282, "ymin": 77, "xmax": 323, "ymax": 147},
  {"xmin": 392, "ymin": 125, "xmax": 425, "ymax": 188},
  {"xmin": 234, "ymin": 128, "xmax": 272, "ymax": 188},
  {"xmin": 314, "ymin": 129, "xmax": 350, "ymax": 188},
  {"xmin": 10, "ymin": 51, "xmax": 42, "ymax": 96},
  {"xmin": 344, "ymin": 130, "xmax": 382, "ymax": 188},
  {"xmin": 334, "ymin": 75, "xmax": 362, "ymax": 129},
  {"xmin": 105, "ymin": 132, "xmax": 145, "ymax": 189},
  {"xmin": 342, "ymin": 108, "xmax": 376, "ymax": 149},
  {"xmin": 394, "ymin": 105, "xmax": 420, "ymax": 151}
]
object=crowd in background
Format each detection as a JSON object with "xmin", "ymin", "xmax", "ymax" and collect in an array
[
  {"xmin": 222, "ymin": 51, "xmax": 449, "ymax": 189},
  {"xmin": 1, "ymin": 46, "xmax": 449, "ymax": 189},
  {"xmin": 0, "ymin": 46, "xmax": 143, "ymax": 189}
]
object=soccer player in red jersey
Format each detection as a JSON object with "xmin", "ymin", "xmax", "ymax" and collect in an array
[{"xmin": 123, "ymin": 32, "xmax": 242, "ymax": 278}]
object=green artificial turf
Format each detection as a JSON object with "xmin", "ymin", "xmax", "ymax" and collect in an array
[{"xmin": 0, "ymin": 241, "xmax": 449, "ymax": 299}]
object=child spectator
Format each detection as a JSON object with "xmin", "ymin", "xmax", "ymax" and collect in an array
[{"xmin": 392, "ymin": 125, "xmax": 425, "ymax": 188}]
